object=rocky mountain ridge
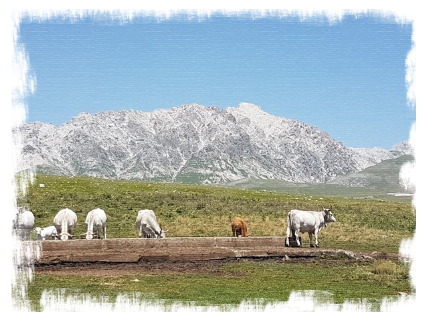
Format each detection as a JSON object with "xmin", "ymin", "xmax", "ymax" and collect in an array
[{"xmin": 14, "ymin": 103, "xmax": 411, "ymax": 184}]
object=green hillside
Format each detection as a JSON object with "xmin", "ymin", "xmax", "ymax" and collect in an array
[
  {"xmin": 329, "ymin": 155, "xmax": 414, "ymax": 192},
  {"xmin": 222, "ymin": 155, "xmax": 414, "ymax": 201}
]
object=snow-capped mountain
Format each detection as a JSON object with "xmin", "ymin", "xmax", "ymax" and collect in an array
[{"xmin": 14, "ymin": 103, "xmax": 411, "ymax": 184}]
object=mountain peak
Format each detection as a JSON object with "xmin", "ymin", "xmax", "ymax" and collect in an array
[
  {"xmin": 70, "ymin": 112, "xmax": 92, "ymax": 124},
  {"xmin": 237, "ymin": 102, "xmax": 262, "ymax": 111}
]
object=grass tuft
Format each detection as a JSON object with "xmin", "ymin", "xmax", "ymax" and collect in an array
[{"xmin": 372, "ymin": 260, "xmax": 405, "ymax": 276}]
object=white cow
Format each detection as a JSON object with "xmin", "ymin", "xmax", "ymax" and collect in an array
[
  {"xmin": 83, "ymin": 208, "xmax": 107, "ymax": 240},
  {"xmin": 286, "ymin": 207, "xmax": 337, "ymax": 248},
  {"xmin": 35, "ymin": 226, "xmax": 58, "ymax": 240},
  {"xmin": 13, "ymin": 207, "xmax": 35, "ymax": 240},
  {"xmin": 135, "ymin": 209, "xmax": 166, "ymax": 238},
  {"xmin": 53, "ymin": 208, "xmax": 78, "ymax": 241}
]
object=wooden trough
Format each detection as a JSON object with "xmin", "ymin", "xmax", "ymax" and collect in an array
[{"xmin": 0, "ymin": 236, "xmax": 352, "ymax": 265}]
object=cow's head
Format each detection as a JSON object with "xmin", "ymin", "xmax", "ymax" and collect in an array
[
  {"xmin": 34, "ymin": 227, "xmax": 42, "ymax": 240},
  {"xmin": 6, "ymin": 206, "xmax": 24, "ymax": 227},
  {"xmin": 60, "ymin": 232, "xmax": 74, "ymax": 241},
  {"xmin": 323, "ymin": 206, "xmax": 336, "ymax": 227},
  {"xmin": 156, "ymin": 228, "xmax": 168, "ymax": 239},
  {"xmin": 81, "ymin": 230, "xmax": 97, "ymax": 240},
  {"xmin": 86, "ymin": 231, "xmax": 95, "ymax": 240}
]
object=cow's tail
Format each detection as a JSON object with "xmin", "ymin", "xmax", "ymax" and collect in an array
[
  {"xmin": 61, "ymin": 217, "xmax": 69, "ymax": 241},
  {"xmin": 285, "ymin": 211, "xmax": 292, "ymax": 246},
  {"xmin": 86, "ymin": 219, "xmax": 95, "ymax": 240}
]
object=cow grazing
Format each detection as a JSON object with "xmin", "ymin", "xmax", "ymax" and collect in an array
[
  {"xmin": 231, "ymin": 216, "xmax": 248, "ymax": 237},
  {"xmin": 35, "ymin": 226, "xmax": 58, "ymax": 240},
  {"xmin": 53, "ymin": 208, "xmax": 78, "ymax": 241},
  {"xmin": 285, "ymin": 207, "xmax": 336, "ymax": 248},
  {"xmin": 135, "ymin": 209, "xmax": 166, "ymax": 238},
  {"xmin": 83, "ymin": 208, "xmax": 107, "ymax": 240},
  {"xmin": 13, "ymin": 207, "xmax": 35, "ymax": 240}
]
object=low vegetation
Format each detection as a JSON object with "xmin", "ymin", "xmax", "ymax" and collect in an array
[
  {"xmin": 15, "ymin": 174, "xmax": 415, "ymax": 310},
  {"xmin": 24, "ymin": 259, "xmax": 411, "ymax": 311},
  {"xmin": 18, "ymin": 174, "xmax": 414, "ymax": 252}
]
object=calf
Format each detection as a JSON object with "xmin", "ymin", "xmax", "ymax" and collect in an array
[
  {"xmin": 285, "ymin": 207, "xmax": 336, "ymax": 248},
  {"xmin": 35, "ymin": 226, "xmax": 58, "ymax": 240},
  {"xmin": 231, "ymin": 217, "xmax": 248, "ymax": 237},
  {"xmin": 135, "ymin": 209, "xmax": 166, "ymax": 238},
  {"xmin": 13, "ymin": 207, "xmax": 35, "ymax": 240},
  {"xmin": 53, "ymin": 208, "xmax": 78, "ymax": 241}
]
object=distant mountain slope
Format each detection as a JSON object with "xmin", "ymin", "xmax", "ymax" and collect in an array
[
  {"xmin": 327, "ymin": 154, "xmax": 414, "ymax": 192},
  {"xmin": 391, "ymin": 140, "xmax": 428, "ymax": 157},
  {"xmin": 14, "ymin": 103, "xmax": 411, "ymax": 184}
]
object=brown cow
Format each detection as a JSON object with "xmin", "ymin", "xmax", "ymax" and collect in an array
[{"xmin": 231, "ymin": 217, "xmax": 248, "ymax": 237}]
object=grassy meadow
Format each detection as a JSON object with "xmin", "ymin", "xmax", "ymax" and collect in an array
[
  {"xmin": 15, "ymin": 174, "xmax": 415, "ymax": 310},
  {"xmin": 17, "ymin": 174, "xmax": 414, "ymax": 252}
]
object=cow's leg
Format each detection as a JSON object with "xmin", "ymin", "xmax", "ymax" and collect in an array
[
  {"xmin": 314, "ymin": 229, "xmax": 319, "ymax": 248},
  {"xmin": 143, "ymin": 231, "xmax": 148, "ymax": 238},
  {"xmin": 285, "ymin": 226, "xmax": 290, "ymax": 247},
  {"xmin": 309, "ymin": 233, "xmax": 314, "ymax": 248},
  {"xmin": 295, "ymin": 229, "xmax": 301, "ymax": 247}
]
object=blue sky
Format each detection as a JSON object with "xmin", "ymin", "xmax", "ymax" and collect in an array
[{"xmin": 18, "ymin": 13, "xmax": 414, "ymax": 149}]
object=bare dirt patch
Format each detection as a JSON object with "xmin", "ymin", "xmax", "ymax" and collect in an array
[
  {"xmin": 36, "ymin": 260, "xmax": 230, "ymax": 277},
  {"xmin": 34, "ymin": 250, "xmax": 400, "ymax": 277}
]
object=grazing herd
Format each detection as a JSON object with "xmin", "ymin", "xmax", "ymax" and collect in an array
[
  {"xmin": 12, "ymin": 206, "xmax": 167, "ymax": 242},
  {"xmin": 12, "ymin": 204, "xmax": 337, "ymax": 247}
]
